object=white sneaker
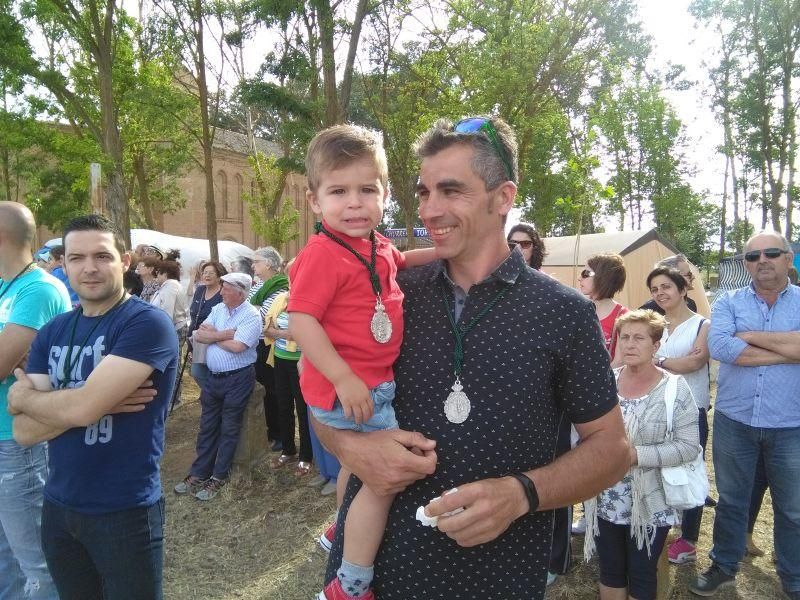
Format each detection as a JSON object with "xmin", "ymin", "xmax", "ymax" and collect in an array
[{"xmin": 571, "ymin": 516, "xmax": 586, "ymax": 535}]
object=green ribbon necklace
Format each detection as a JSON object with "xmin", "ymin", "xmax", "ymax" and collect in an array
[
  {"xmin": 439, "ymin": 267, "xmax": 519, "ymax": 423},
  {"xmin": 59, "ymin": 293, "xmax": 127, "ymax": 389},
  {"xmin": 315, "ymin": 222, "xmax": 392, "ymax": 343},
  {"xmin": 0, "ymin": 262, "xmax": 36, "ymax": 305}
]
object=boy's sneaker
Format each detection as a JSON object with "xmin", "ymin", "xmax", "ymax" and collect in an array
[
  {"xmin": 174, "ymin": 475, "xmax": 208, "ymax": 495},
  {"xmin": 317, "ymin": 577, "xmax": 375, "ymax": 600},
  {"xmin": 689, "ymin": 564, "xmax": 735, "ymax": 596},
  {"xmin": 195, "ymin": 477, "xmax": 226, "ymax": 501},
  {"xmin": 571, "ymin": 516, "xmax": 586, "ymax": 535},
  {"xmin": 668, "ymin": 538, "xmax": 697, "ymax": 564},
  {"xmin": 319, "ymin": 522, "xmax": 336, "ymax": 553}
]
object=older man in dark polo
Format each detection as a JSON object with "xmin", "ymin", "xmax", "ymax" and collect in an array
[
  {"xmin": 312, "ymin": 116, "xmax": 629, "ymax": 599},
  {"xmin": 175, "ymin": 272, "xmax": 262, "ymax": 501}
]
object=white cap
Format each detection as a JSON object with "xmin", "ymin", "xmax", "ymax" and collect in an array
[{"xmin": 221, "ymin": 272, "xmax": 252, "ymax": 293}]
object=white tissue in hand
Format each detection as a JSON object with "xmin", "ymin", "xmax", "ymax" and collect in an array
[{"xmin": 415, "ymin": 488, "xmax": 464, "ymax": 527}]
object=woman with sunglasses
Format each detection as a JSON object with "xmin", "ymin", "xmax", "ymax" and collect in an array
[
  {"xmin": 507, "ymin": 223, "xmax": 546, "ymax": 270},
  {"xmin": 578, "ymin": 253, "xmax": 629, "ymax": 365},
  {"xmin": 647, "ymin": 266, "xmax": 711, "ymax": 565}
]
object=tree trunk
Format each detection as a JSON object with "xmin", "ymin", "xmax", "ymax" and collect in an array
[
  {"xmin": 338, "ymin": 0, "xmax": 371, "ymax": 119},
  {"xmin": 316, "ymin": 0, "xmax": 339, "ymax": 126},
  {"xmin": 194, "ymin": 0, "xmax": 218, "ymax": 261},
  {"xmin": 134, "ymin": 154, "xmax": 156, "ymax": 229},
  {"xmin": 720, "ymin": 156, "xmax": 728, "ymax": 261},
  {"xmin": 1, "ymin": 147, "xmax": 10, "ymax": 203}
]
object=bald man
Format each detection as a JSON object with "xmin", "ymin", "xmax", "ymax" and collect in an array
[{"xmin": 0, "ymin": 202, "xmax": 70, "ymax": 599}]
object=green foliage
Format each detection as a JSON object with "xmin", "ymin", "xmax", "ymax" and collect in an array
[{"xmin": 243, "ymin": 152, "xmax": 299, "ymax": 247}]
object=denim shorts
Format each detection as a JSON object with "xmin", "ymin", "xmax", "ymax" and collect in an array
[{"xmin": 310, "ymin": 381, "xmax": 398, "ymax": 432}]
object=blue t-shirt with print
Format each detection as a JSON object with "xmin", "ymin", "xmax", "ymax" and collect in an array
[
  {"xmin": 0, "ymin": 267, "xmax": 71, "ymax": 440},
  {"xmin": 27, "ymin": 296, "xmax": 178, "ymax": 514}
]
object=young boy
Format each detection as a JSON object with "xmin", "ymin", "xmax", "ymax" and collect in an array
[{"xmin": 289, "ymin": 125, "xmax": 435, "ymax": 600}]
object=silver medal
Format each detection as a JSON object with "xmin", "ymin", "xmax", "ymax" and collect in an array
[
  {"xmin": 444, "ymin": 379, "xmax": 471, "ymax": 423},
  {"xmin": 370, "ymin": 297, "xmax": 392, "ymax": 343}
]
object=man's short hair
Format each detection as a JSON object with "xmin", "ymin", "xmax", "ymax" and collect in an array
[
  {"xmin": 49, "ymin": 245, "xmax": 65, "ymax": 261},
  {"xmin": 587, "ymin": 252, "xmax": 627, "ymax": 300},
  {"xmin": 656, "ymin": 254, "xmax": 687, "ymax": 269},
  {"xmin": 305, "ymin": 124, "xmax": 389, "ymax": 192},
  {"xmin": 747, "ymin": 230, "xmax": 792, "ymax": 252},
  {"xmin": 229, "ymin": 256, "xmax": 254, "ymax": 277},
  {"xmin": 63, "ymin": 214, "xmax": 126, "ymax": 255},
  {"xmin": 414, "ymin": 117, "xmax": 519, "ymax": 191}
]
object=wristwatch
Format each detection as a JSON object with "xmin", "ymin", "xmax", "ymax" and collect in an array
[{"xmin": 657, "ymin": 356, "xmax": 667, "ymax": 368}]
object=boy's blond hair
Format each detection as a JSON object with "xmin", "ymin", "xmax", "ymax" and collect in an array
[{"xmin": 305, "ymin": 124, "xmax": 389, "ymax": 192}]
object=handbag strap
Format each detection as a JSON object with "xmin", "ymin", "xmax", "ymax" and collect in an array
[{"xmin": 663, "ymin": 375, "xmax": 679, "ymax": 438}]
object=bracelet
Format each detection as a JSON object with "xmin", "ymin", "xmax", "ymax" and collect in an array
[{"xmin": 508, "ymin": 472, "xmax": 539, "ymax": 515}]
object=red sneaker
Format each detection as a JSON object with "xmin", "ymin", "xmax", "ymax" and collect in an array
[
  {"xmin": 317, "ymin": 577, "xmax": 375, "ymax": 600},
  {"xmin": 319, "ymin": 521, "xmax": 336, "ymax": 553}
]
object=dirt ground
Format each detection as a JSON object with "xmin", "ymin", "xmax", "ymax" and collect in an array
[{"xmin": 162, "ymin": 376, "xmax": 786, "ymax": 599}]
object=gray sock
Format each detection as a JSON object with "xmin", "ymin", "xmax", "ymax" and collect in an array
[{"xmin": 337, "ymin": 559, "xmax": 373, "ymax": 597}]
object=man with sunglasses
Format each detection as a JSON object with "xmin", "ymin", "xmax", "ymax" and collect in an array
[
  {"xmin": 692, "ymin": 231, "xmax": 800, "ymax": 599},
  {"xmin": 314, "ymin": 116, "xmax": 629, "ymax": 600}
]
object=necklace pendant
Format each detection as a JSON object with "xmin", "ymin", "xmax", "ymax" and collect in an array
[
  {"xmin": 444, "ymin": 378, "xmax": 471, "ymax": 424},
  {"xmin": 370, "ymin": 297, "xmax": 392, "ymax": 344}
]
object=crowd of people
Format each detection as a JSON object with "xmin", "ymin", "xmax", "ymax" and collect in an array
[{"xmin": 0, "ymin": 114, "xmax": 796, "ymax": 600}]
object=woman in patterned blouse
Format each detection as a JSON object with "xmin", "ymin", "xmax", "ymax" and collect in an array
[{"xmin": 583, "ymin": 310, "xmax": 699, "ymax": 600}]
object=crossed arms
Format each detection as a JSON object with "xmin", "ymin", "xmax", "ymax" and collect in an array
[{"xmin": 9, "ymin": 356, "xmax": 157, "ymax": 446}]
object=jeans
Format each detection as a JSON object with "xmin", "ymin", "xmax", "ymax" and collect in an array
[
  {"xmin": 191, "ymin": 366, "xmax": 255, "ymax": 480},
  {"xmin": 748, "ymin": 452, "xmax": 769, "ymax": 533},
  {"xmin": 711, "ymin": 411, "xmax": 800, "ymax": 592},
  {"xmin": 0, "ymin": 440, "xmax": 57, "ymax": 599},
  {"xmin": 310, "ymin": 381, "xmax": 398, "ymax": 432},
  {"xmin": 41, "ymin": 497, "xmax": 165, "ymax": 600},
  {"xmin": 308, "ymin": 407, "xmax": 341, "ymax": 483}
]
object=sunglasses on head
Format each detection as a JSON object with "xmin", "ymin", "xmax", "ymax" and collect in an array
[
  {"xmin": 744, "ymin": 248, "xmax": 789, "ymax": 262},
  {"xmin": 453, "ymin": 117, "xmax": 515, "ymax": 183},
  {"xmin": 508, "ymin": 240, "xmax": 534, "ymax": 250},
  {"xmin": 579, "ymin": 269, "xmax": 595, "ymax": 279}
]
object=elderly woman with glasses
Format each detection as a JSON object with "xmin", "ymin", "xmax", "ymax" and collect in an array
[
  {"xmin": 578, "ymin": 252, "xmax": 629, "ymax": 365},
  {"xmin": 250, "ymin": 247, "xmax": 289, "ymax": 451},
  {"xmin": 506, "ymin": 223, "xmax": 547, "ymax": 270}
]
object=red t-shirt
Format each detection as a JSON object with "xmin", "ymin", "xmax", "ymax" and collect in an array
[
  {"xmin": 288, "ymin": 225, "xmax": 406, "ymax": 409},
  {"xmin": 600, "ymin": 302, "xmax": 628, "ymax": 359}
]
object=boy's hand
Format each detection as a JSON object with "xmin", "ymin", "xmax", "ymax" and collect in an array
[{"xmin": 335, "ymin": 374, "xmax": 374, "ymax": 424}]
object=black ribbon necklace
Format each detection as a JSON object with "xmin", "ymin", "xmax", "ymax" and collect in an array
[
  {"xmin": 59, "ymin": 292, "xmax": 128, "ymax": 389},
  {"xmin": 439, "ymin": 264, "xmax": 521, "ymax": 423},
  {"xmin": 315, "ymin": 222, "xmax": 392, "ymax": 343},
  {"xmin": 0, "ymin": 262, "xmax": 36, "ymax": 304}
]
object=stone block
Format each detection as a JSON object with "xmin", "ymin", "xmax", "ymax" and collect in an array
[{"xmin": 233, "ymin": 382, "xmax": 268, "ymax": 476}]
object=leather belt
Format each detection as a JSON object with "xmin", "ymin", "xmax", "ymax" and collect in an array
[{"xmin": 209, "ymin": 365, "xmax": 251, "ymax": 378}]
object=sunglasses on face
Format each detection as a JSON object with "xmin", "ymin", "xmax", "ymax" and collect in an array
[
  {"xmin": 579, "ymin": 269, "xmax": 595, "ymax": 279},
  {"xmin": 744, "ymin": 248, "xmax": 789, "ymax": 262},
  {"xmin": 508, "ymin": 240, "xmax": 534, "ymax": 250},
  {"xmin": 453, "ymin": 117, "xmax": 515, "ymax": 183}
]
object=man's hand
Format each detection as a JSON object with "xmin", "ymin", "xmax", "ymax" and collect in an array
[
  {"xmin": 342, "ymin": 429, "xmax": 437, "ymax": 496},
  {"xmin": 426, "ymin": 477, "xmax": 527, "ymax": 547},
  {"xmin": 334, "ymin": 373, "xmax": 374, "ymax": 424},
  {"xmin": 7, "ymin": 368, "xmax": 35, "ymax": 415},
  {"xmin": 109, "ymin": 380, "xmax": 158, "ymax": 414}
]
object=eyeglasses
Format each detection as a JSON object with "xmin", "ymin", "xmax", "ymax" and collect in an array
[
  {"xmin": 508, "ymin": 240, "xmax": 534, "ymax": 250},
  {"xmin": 579, "ymin": 269, "xmax": 595, "ymax": 279},
  {"xmin": 744, "ymin": 248, "xmax": 789, "ymax": 262},
  {"xmin": 453, "ymin": 117, "xmax": 515, "ymax": 183}
]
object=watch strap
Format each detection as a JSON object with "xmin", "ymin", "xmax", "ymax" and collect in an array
[{"xmin": 509, "ymin": 472, "xmax": 539, "ymax": 515}]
